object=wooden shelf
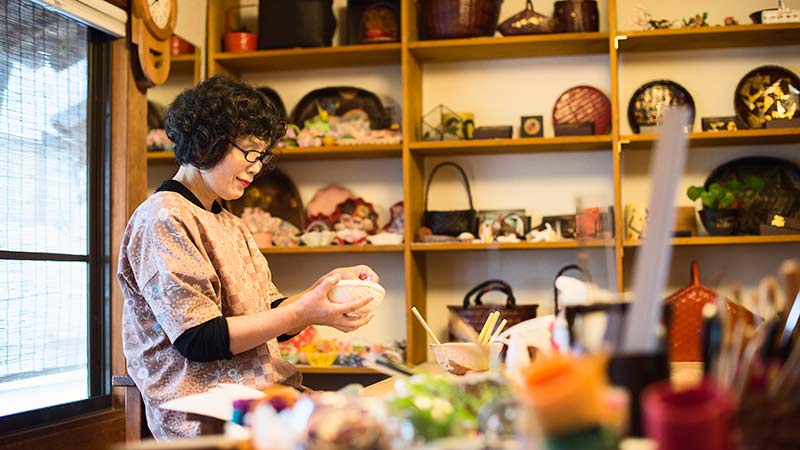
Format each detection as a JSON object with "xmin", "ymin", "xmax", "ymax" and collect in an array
[
  {"xmin": 620, "ymin": 128, "xmax": 800, "ymax": 150},
  {"xmin": 170, "ymin": 54, "xmax": 197, "ymax": 77},
  {"xmin": 213, "ymin": 43, "xmax": 402, "ymax": 74},
  {"xmin": 410, "ymin": 240, "xmax": 613, "ymax": 252},
  {"xmin": 261, "ymin": 245, "xmax": 404, "ymax": 255},
  {"xmin": 277, "ymin": 144, "xmax": 402, "ymax": 160},
  {"xmin": 624, "ymin": 235, "xmax": 800, "ymax": 247},
  {"xmin": 407, "ymin": 32, "xmax": 610, "ymax": 63},
  {"xmin": 297, "ymin": 366, "xmax": 379, "ymax": 375},
  {"xmin": 617, "ymin": 23, "xmax": 800, "ymax": 53},
  {"xmin": 146, "ymin": 145, "xmax": 403, "ymax": 165},
  {"xmin": 409, "ymin": 136, "xmax": 612, "ymax": 156}
]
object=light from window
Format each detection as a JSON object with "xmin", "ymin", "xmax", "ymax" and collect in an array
[{"xmin": 0, "ymin": 0, "xmax": 91, "ymax": 418}]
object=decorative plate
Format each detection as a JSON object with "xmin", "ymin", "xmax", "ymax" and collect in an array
[
  {"xmin": 306, "ymin": 185, "xmax": 355, "ymax": 220},
  {"xmin": 734, "ymin": 65, "xmax": 800, "ymax": 129},
  {"xmin": 552, "ymin": 85, "xmax": 611, "ymax": 135},
  {"xmin": 704, "ymin": 157, "xmax": 800, "ymax": 235},
  {"xmin": 223, "ymin": 169, "xmax": 306, "ymax": 230},
  {"xmin": 256, "ymin": 86, "xmax": 287, "ymax": 121},
  {"xmin": 627, "ymin": 80, "xmax": 695, "ymax": 134},
  {"xmin": 289, "ymin": 86, "xmax": 390, "ymax": 130}
]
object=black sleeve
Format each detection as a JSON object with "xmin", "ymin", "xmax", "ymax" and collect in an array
[
  {"xmin": 173, "ymin": 316, "xmax": 233, "ymax": 362},
  {"xmin": 271, "ymin": 297, "xmax": 301, "ymax": 343}
]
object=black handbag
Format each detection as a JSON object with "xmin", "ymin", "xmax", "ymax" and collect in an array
[
  {"xmin": 258, "ymin": 0, "xmax": 337, "ymax": 50},
  {"xmin": 423, "ymin": 162, "xmax": 478, "ymax": 236}
]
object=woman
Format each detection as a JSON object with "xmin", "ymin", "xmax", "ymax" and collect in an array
[{"xmin": 117, "ymin": 75, "xmax": 378, "ymax": 439}]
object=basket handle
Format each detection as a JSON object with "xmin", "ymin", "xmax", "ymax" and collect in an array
[
  {"xmin": 424, "ymin": 161, "xmax": 475, "ymax": 211},
  {"xmin": 463, "ymin": 279, "xmax": 515, "ymax": 309},
  {"xmin": 526, "ymin": 0, "xmax": 534, "ymax": 11},
  {"xmin": 553, "ymin": 264, "xmax": 591, "ymax": 314}
]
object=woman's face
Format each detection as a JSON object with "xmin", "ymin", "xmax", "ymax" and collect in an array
[{"xmin": 202, "ymin": 136, "xmax": 267, "ymax": 201}]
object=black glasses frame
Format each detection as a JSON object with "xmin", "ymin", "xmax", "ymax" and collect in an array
[{"xmin": 229, "ymin": 141, "xmax": 274, "ymax": 165}]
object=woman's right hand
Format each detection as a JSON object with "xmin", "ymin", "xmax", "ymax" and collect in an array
[{"xmin": 295, "ymin": 274, "xmax": 374, "ymax": 332}]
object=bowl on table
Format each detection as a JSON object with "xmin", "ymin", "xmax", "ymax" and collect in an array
[{"xmin": 430, "ymin": 342, "xmax": 502, "ymax": 375}]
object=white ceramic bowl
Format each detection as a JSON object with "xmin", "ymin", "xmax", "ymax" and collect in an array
[
  {"xmin": 430, "ymin": 342, "xmax": 496, "ymax": 375},
  {"xmin": 327, "ymin": 279, "xmax": 385, "ymax": 318}
]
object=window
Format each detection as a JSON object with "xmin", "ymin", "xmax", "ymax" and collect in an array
[{"xmin": 0, "ymin": 0, "xmax": 111, "ymax": 432}]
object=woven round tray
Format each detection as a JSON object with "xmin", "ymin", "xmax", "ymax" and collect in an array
[{"xmin": 552, "ymin": 85, "xmax": 611, "ymax": 135}]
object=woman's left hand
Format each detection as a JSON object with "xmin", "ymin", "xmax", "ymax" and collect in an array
[{"xmin": 312, "ymin": 265, "xmax": 380, "ymax": 289}]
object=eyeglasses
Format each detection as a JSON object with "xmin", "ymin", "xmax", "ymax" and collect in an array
[{"xmin": 229, "ymin": 141, "xmax": 274, "ymax": 165}]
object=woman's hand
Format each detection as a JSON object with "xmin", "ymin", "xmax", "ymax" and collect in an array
[
  {"xmin": 309, "ymin": 265, "xmax": 380, "ymax": 291},
  {"xmin": 295, "ymin": 274, "xmax": 375, "ymax": 332}
]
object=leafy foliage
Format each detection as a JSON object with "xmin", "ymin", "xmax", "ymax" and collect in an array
[{"xmin": 687, "ymin": 176, "xmax": 765, "ymax": 209}]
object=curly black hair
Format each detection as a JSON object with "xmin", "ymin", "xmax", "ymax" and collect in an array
[{"xmin": 164, "ymin": 75, "xmax": 286, "ymax": 170}]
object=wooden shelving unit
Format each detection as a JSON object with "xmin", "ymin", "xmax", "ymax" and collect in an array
[
  {"xmin": 261, "ymin": 245, "xmax": 404, "ymax": 255},
  {"xmin": 170, "ymin": 52, "xmax": 200, "ymax": 79},
  {"xmin": 213, "ymin": 43, "xmax": 402, "ymax": 75},
  {"xmin": 146, "ymin": 144, "xmax": 403, "ymax": 165},
  {"xmin": 410, "ymin": 240, "xmax": 613, "ymax": 252},
  {"xmin": 195, "ymin": 1, "xmax": 800, "ymax": 367},
  {"xmin": 621, "ymin": 128, "xmax": 800, "ymax": 150},
  {"xmin": 409, "ymin": 136, "xmax": 612, "ymax": 156},
  {"xmin": 624, "ymin": 235, "xmax": 800, "ymax": 247},
  {"xmin": 616, "ymin": 23, "xmax": 800, "ymax": 52},
  {"xmin": 407, "ymin": 32, "xmax": 610, "ymax": 62}
]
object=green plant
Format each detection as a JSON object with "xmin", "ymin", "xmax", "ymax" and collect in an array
[{"xmin": 687, "ymin": 176, "xmax": 765, "ymax": 209}]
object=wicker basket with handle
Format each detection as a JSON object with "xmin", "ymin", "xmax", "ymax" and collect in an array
[
  {"xmin": 448, "ymin": 279, "xmax": 539, "ymax": 342},
  {"xmin": 418, "ymin": 0, "xmax": 503, "ymax": 40}
]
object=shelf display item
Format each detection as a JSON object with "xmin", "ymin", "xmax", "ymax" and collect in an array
[
  {"xmin": 240, "ymin": 207, "xmax": 283, "ymax": 247},
  {"xmin": 473, "ymin": 125, "xmax": 512, "ymax": 139},
  {"xmin": 701, "ymin": 116, "xmax": 739, "ymax": 132},
  {"xmin": 553, "ymin": 0, "xmax": 599, "ymax": 32},
  {"xmin": 448, "ymin": 280, "xmax": 539, "ymax": 342},
  {"xmin": 256, "ymin": 86, "xmax": 287, "ymax": 122},
  {"xmin": 627, "ymin": 80, "xmax": 695, "ymax": 134},
  {"xmin": 750, "ymin": 0, "xmax": 800, "ymax": 23},
  {"xmin": 442, "ymin": 111, "xmax": 475, "ymax": 140},
  {"xmin": 300, "ymin": 221, "xmax": 336, "ymax": 246},
  {"xmin": 330, "ymin": 197, "xmax": 380, "ymax": 244},
  {"xmin": 345, "ymin": 0, "xmax": 400, "ymax": 44},
  {"xmin": 497, "ymin": 0, "xmax": 555, "ymax": 36},
  {"xmin": 552, "ymin": 85, "xmax": 611, "ymax": 136},
  {"xmin": 170, "ymin": 35, "xmax": 194, "ymax": 55},
  {"xmin": 625, "ymin": 204, "xmax": 648, "ymax": 241},
  {"xmin": 665, "ymin": 261, "xmax": 757, "ymax": 362},
  {"xmin": 224, "ymin": 169, "xmax": 306, "ymax": 230},
  {"xmin": 283, "ymin": 86, "xmax": 400, "ymax": 147},
  {"xmin": 520, "ymin": 115, "xmax": 544, "ymax": 137},
  {"xmin": 382, "ymin": 200, "xmax": 404, "ymax": 234},
  {"xmin": 631, "ymin": 5, "xmax": 674, "ymax": 30},
  {"xmin": 734, "ymin": 65, "xmax": 800, "ymax": 129},
  {"xmin": 223, "ymin": 4, "xmax": 258, "ymax": 53},
  {"xmin": 423, "ymin": 162, "xmax": 479, "ymax": 237},
  {"xmin": 703, "ymin": 156, "xmax": 800, "ymax": 235},
  {"xmin": 328, "ymin": 279, "xmax": 386, "ymax": 318},
  {"xmin": 258, "ymin": 0, "xmax": 337, "ymax": 50},
  {"xmin": 307, "ymin": 185, "xmax": 355, "ymax": 221},
  {"xmin": 417, "ymin": 0, "xmax": 503, "ymax": 40}
]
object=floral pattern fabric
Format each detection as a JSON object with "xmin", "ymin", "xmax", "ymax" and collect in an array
[{"xmin": 117, "ymin": 192, "xmax": 300, "ymax": 439}]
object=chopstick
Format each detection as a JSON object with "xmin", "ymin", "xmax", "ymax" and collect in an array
[
  {"xmin": 478, "ymin": 311, "xmax": 500, "ymax": 345},
  {"xmin": 489, "ymin": 319, "xmax": 508, "ymax": 343},
  {"xmin": 411, "ymin": 306, "xmax": 442, "ymax": 345}
]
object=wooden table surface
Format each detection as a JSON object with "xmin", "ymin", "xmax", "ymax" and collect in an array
[{"xmin": 361, "ymin": 361, "xmax": 704, "ymax": 397}]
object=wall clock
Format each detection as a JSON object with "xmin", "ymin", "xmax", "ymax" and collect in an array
[{"xmin": 131, "ymin": 0, "xmax": 177, "ymax": 89}]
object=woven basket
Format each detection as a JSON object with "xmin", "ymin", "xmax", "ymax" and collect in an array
[
  {"xmin": 448, "ymin": 279, "xmax": 538, "ymax": 341},
  {"xmin": 665, "ymin": 261, "xmax": 757, "ymax": 362},
  {"xmin": 418, "ymin": 0, "xmax": 503, "ymax": 40}
]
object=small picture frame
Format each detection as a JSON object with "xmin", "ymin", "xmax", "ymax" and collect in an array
[
  {"xmin": 478, "ymin": 209, "xmax": 530, "ymax": 238},
  {"xmin": 520, "ymin": 115, "xmax": 544, "ymax": 138},
  {"xmin": 701, "ymin": 116, "xmax": 739, "ymax": 132}
]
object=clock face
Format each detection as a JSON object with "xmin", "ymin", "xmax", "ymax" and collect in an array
[{"xmin": 148, "ymin": 0, "xmax": 171, "ymax": 29}]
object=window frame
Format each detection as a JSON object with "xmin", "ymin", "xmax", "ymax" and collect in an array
[{"xmin": 0, "ymin": 24, "xmax": 112, "ymax": 434}]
